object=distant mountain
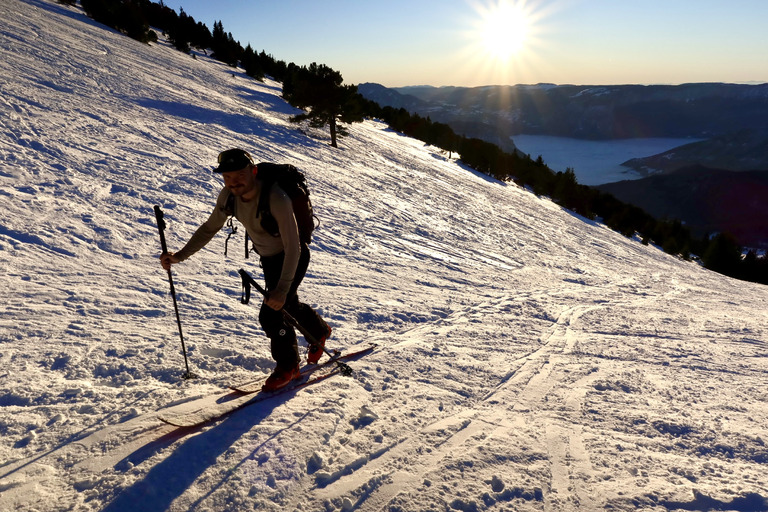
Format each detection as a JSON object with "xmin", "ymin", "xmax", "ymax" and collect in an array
[
  {"xmin": 357, "ymin": 83, "xmax": 427, "ymax": 112},
  {"xmin": 360, "ymin": 82, "xmax": 768, "ymax": 146},
  {"xmin": 387, "ymin": 83, "xmax": 768, "ymax": 140},
  {"xmin": 608, "ymin": 130, "xmax": 768, "ymax": 249},
  {"xmin": 621, "ymin": 129, "xmax": 768, "ymax": 175},
  {"xmin": 358, "ymin": 82, "xmax": 522, "ymax": 153},
  {"xmin": 359, "ymin": 82, "xmax": 768, "ymax": 248},
  {"xmin": 597, "ymin": 166, "xmax": 768, "ymax": 248}
]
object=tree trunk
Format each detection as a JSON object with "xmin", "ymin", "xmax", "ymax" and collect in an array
[{"xmin": 329, "ymin": 118, "xmax": 338, "ymax": 148}]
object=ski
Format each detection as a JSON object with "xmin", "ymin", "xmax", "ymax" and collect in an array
[
  {"xmin": 229, "ymin": 344, "xmax": 374, "ymax": 393},
  {"xmin": 157, "ymin": 344, "xmax": 375, "ymax": 428},
  {"xmin": 230, "ymin": 353, "xmax": 336, "ymax": 393}
]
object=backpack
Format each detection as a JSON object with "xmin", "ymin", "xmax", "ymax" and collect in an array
[{"xmin": 224, "ymin": 163, "xmax": 316, "ymax": 256}]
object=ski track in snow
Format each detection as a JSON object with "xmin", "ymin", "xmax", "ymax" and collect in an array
[{"xmin": 2, "ymin": 1, "xmax": 768, "ymax": 511}]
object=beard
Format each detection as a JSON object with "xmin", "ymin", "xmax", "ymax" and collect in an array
[{"xmin": 227, "ymin": 180, "xmax": 256, "ymax": 200}]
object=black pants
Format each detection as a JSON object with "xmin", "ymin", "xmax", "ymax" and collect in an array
[{"xmin": 258, "ymin": 244, "xmax": 328, "ymax": 368}]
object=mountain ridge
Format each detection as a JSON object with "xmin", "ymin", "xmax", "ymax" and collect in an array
[
  {"xmin": 622, "ymin": 129, "xmax": 768, "ymax": 174},
  {"xmin": 598, "ymin": 166, "xmax": 768, "ymax": 248},
  {"xmin": 359, "ymin": 82, "xmax": 768, "ymax": 248},
  {"xmin": 360, "ymin": 81, "xmax": 768, "ymax": 140}
]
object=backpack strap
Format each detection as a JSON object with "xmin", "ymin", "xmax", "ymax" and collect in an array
[
  {"xmin": 223, "ymin": 192, "xmax": 236, "ymax": 257},
  {"xmin": 222, "ymin": 191, "xmax": 252, "ymax": 258},
  {"xmin": 224, "ymin": 164, "xmax": 310, "ymax": 258},
  {"xmin": 256, "ymin": 164, "xmax": 280, "ymax": 237}
]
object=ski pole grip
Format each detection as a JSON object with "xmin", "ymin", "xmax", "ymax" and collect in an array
[
  {"xmin": 238, "ymin": 268, "xmax": 267, "ymax": 298},
  {"xmin": 240, "ymin": 271, "xmax": 251, "ymax": 305},
  {"xmin": 238, "ymin": 268, "xmax": 323, "ymax": 348},
  {"xmin": 154, "ymin": 205, "xmax": 169, "ymax": 254}
]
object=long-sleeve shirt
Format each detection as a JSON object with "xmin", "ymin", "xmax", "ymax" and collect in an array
[{"xmin": 174, "ymin": 182, "xmax": 301, "ymax": 296}]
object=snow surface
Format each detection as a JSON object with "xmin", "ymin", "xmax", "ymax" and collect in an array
[{"xmin": 2, "ymin": 1, "xmax": 768, "ymax": 511}]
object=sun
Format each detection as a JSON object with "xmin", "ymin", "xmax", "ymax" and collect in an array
[
  {"xmin": 473, "ymin": 0, "xmax": 534, "ymax": 62},
  {"xmin": 456, "ymin": 0, "xmax": 552, "ymax": 85}
]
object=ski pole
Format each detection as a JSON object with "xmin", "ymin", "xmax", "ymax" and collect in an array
[
  {"xmin": 238, "ymin": 268, "xmax": 352, "ymax": 376},
  {"xmin": 154, "ymin": 205, "xmax": 195, "ymax": 380}
]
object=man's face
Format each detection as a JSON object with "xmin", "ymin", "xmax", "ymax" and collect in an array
[{"xmin": 222, "ymin": 165, "xmax": 255, "ymax": 197}]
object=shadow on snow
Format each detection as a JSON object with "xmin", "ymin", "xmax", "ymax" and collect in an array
[{"xmin": 102, "ymin": 393, "xmax": 313, "ymax": 512}]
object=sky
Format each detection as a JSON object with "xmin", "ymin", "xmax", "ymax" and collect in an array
[{"xmin": 157, "ymin": 0, "xmax": 768, "ymax": 88}]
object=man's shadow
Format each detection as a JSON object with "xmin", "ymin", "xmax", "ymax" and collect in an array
[{"xmin": 102, "ymin": 391, "xmax": 311, "ymax": 512}]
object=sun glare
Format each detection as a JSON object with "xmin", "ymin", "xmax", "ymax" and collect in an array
[
  {"xmin": 455, "ymin": 0, "xmax": 552, "ymax": 86},
  {"xmin": 480, "ymin": 2, "xmax": 530, "ymax": 61},
  {"xmin": 466, "ymin": 0, "xmax": 542, "ymax": 67}
]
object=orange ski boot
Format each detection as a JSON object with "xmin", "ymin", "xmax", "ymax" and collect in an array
[
  {"xmin": 262, "ymin": 362, "xmax": 300, "ymax": 392},
  {"xmin": 307, "ymin": 325, "xmax": 332, "ymax": 364}
]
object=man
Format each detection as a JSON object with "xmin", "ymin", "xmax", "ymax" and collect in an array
[{"xmin": 159, "ymin": 148, "xmax": 331, "ymax": 391}]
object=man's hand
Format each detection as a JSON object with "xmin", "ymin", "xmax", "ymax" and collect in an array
[
  {"xmin": 159, "ymin": 252, "xmax": 180, "ymax": 271},
  {"xmin": 264, "ymin": 290, "xmax": 287, "ymax": 311}
]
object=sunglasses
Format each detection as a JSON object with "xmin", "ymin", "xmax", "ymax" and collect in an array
[
  {"xmin": 218, "ymin": 149, "xmax": 253, "ymax": 164},
  {"xmin": 215, "ymin": 149, "xmax": 254, "ymax": 173}
]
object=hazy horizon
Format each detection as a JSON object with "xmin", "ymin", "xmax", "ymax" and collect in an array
[{"xmin": 159, "ymin": 0, "xmax": 768, "ymax": 88}]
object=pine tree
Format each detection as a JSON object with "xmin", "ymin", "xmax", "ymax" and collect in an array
[
  {"xmin": 167, "ymin": 8, "xmax": 191, "ymax": 53},
  {"xmin": 283, "ymin": 63, "xmax": 364, "ymax": 148},
  {"xmin": 242, "ymin": 45, "xmax": 264, "ymax": 80},
  {"xmin": 702, "ymin": 233, "xmax": 742, "ymax": 275},
  {"xmin": 211, "ymin": 21, "xmax": 240, "ymax": 66}
]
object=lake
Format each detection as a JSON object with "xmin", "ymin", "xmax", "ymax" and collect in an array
[{"xmin": 511, "ymin": 135, "xmax": 703, "ymax": 186}]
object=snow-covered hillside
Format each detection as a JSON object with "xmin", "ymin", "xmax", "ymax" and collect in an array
[{"xmin": 2, "ymin": 1, "xmax": 768, "ymax": 511}]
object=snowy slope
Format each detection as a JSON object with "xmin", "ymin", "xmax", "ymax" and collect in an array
[{"xmin": 2, "ymin": 1, "xmax": 768, "ymax": 511}]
